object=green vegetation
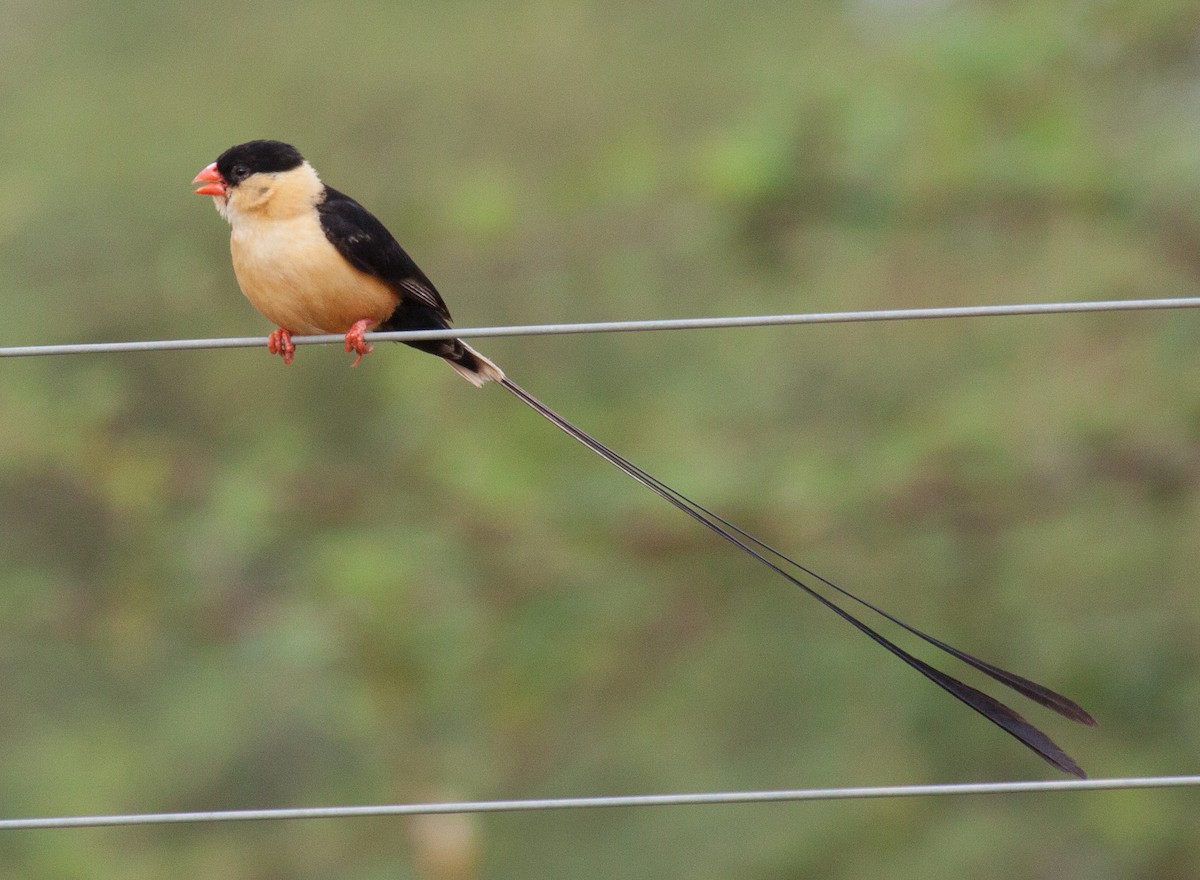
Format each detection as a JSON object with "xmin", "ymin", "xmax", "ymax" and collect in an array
[{"xmin": 2, "ymin": 1, "xmax": 1199, "ymax": 877}]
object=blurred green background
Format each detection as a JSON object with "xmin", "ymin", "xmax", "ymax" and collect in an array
[{"xmin": 2, "ymin": 0, "xmax": 1200, "ymax": 877}]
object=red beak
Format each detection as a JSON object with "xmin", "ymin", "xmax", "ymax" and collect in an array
[{"xmin": 192, "ymin": 162, "xmax": 227, "ymax": 196}]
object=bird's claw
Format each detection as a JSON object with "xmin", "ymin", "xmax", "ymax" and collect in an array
[
  {"xmin": 345, "ymin": 319, "xmax": 375, "ymax": 367},
  {"xmin": 267, "ymin": 329, "xmax": 296, "ymax": 365}
]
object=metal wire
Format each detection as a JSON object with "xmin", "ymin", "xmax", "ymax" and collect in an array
[
  {"xmin": 2, "ymin": 297, "xmax": 1196, "ymax": 831},
  {"xmin": 1, "ymin": 297, "xmax": 1198, "ymax": 359},
  {"xmin": 2, "ymin": 776, "xmax": 1198, "ymax": 830}
]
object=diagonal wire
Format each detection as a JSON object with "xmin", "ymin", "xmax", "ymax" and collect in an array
[
  {"xmin": 2, "ymin": 776, "xmax": 1198, "ymax": 830},
  {"xmin": 1, "ymin": 297, "xmax": 1199, "ymax": 359}
]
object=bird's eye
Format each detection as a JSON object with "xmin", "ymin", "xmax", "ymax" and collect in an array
[{"xmin": 231, "ymin": 164, "xmax": 251, "ymax": 181}]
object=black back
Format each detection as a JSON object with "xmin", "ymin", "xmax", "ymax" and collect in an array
[{"xmin": 317, "ymin": 187, "xmax": 453, "ymax": 323}]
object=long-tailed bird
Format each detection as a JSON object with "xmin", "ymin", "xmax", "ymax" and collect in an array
[{"xmin": 193, "ymin": 139, "xmax": 1095, "ymax": 776}]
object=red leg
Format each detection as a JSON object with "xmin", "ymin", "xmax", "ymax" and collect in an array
[
  {"xmin": 344, "ymin": 319, "xmax": 375, "ymax": 367},
  {"xmin": 267, "ymin": 328, "xmax": 296, "ymax": 365}
]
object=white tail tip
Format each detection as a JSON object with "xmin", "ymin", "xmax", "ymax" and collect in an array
[{"xmin": 450, "ymin": 343, "xmax": 505, "ymax": 387}]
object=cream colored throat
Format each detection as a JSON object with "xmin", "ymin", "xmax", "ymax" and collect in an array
[{"xmin": 220, "ymin": 161, "xmax": 325, "ymax": 224}]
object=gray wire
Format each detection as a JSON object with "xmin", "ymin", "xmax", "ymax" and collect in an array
[
  {"xmin": 2, "ymin": 297, "xmax": 1198, "ymax": 359},
  {"xmin": 1, "ymin": 297, "xmax": 1196, "ymax": 830},
  {"xmin": 2, "ymin": 776, "xmax": 1198, "ymax": 830}
]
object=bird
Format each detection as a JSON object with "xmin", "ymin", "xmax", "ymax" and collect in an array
[{"xmin": 193, "ymin": 139, "xmax": 1095, "ymax": 776}]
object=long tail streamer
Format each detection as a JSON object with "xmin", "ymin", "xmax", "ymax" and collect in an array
[{"xmin": 497, "ymin": 377, "xmax": 1094, "ymax": 777}]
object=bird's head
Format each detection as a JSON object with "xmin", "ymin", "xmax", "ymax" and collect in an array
[{"xmin": 192, "ymin": 140, "xmax": 317, "ymax": 222}]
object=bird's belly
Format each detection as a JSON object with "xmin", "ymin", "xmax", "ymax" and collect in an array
[{"xmin": 230, "ymin": 219, "xmax": 398, "ymax": 335}]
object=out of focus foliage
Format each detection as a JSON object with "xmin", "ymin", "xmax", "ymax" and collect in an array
[{"xmin": 1, "ymin": 1, "xmax": 1199, "ymax": 877}]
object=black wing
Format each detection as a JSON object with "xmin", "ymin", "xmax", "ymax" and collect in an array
[{"xmin": 316, "ymin": 186, "xmax": 452, "ymax": 321}]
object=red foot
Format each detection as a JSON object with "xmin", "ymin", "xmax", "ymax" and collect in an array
[
  {"xmin": 267, "ymin": 328, "xmax": 296, "ymax": 365},
  {"xmin": 344, "ymin": 318, "xmax": 375, "ymax": 367}
]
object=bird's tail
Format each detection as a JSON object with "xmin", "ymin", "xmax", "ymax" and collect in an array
[
  {"xmin": 488, "ymin": 374, "xmax": 1094, "ymax": 777},
  {"xmin": 446, "ymin": 341, "xmax": 505, "ymax": 387},
  {"xmin": 383, "ymin": 298, "xmax": 505, "ymax": 386}
]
